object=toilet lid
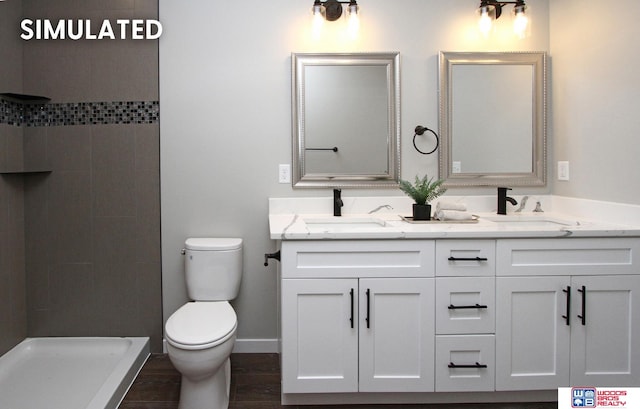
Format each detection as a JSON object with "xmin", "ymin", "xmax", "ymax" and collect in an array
[
  {"xmin": 165, "ymin": 302, "xmax": 237, "ymax": 349},
  {"xmin": 184, "ymin": 238, "xmax": 242, "ymax": 251}
]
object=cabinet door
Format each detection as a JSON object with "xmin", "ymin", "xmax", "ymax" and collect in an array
[
  {"xmin": 496, "ymin": 276, "xmax": 571, "ymax": 390},
  {"xmin": 570, "ymin": 275, "xmax": 640, "ymax": 386},
  {"xmin": 281, "ymin": 279, "xmax": 358, "ymax": 393},
  {"xmin": 358, "ymin": 278, "xmax": 435, "ymax": 392}
]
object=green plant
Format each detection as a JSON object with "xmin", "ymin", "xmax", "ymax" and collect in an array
[{"xmin": 398, "ymin": 174, "xmax": 447, "ymax": 205}]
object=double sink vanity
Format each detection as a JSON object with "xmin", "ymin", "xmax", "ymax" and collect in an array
[
  {"xmin": 277, "ymin": 50, "xmax": 639, "ymax": 404},
  {"xmin": 268, "ymin": 195, "xmax": 640, "ymax": 405}
]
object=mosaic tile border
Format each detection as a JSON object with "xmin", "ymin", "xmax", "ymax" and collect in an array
[
  {"xmin": 0, "ymin": 99, "xmax": 24, "ymax": 126},
  {"xmin": 0, "ymin": 99, "xmax": 159, "ymax": 127}
]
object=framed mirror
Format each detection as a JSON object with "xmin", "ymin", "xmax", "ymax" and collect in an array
[
  {"xmin": 439, "ymin": 51, "xmax": 547, "ymax": 187},
  {"xmin": 292, "ymin": 52, "xmax": 400, "ymax": 188}
]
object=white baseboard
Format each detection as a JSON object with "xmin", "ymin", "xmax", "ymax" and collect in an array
[
  {"xmin": 232, "ymin": 338, "xmax": 279, "ymax": 353},
  {"xmin": 162, "ymin": 338, "xmax": 279, "ymax": 354}
]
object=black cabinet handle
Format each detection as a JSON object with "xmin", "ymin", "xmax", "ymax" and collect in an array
[
  {"xmin": 577, "ymin": 285, "xmax": 586, "ymax": 325},
  {"xmin": 448, "ymin": 256, "xmax": 488, "ymax": 262},
  {"xmin": 305, "ymin": 147, "xmax": 339, "ymax": 152},
  {"xmin": 562, "ymin": 286, "xmax": 571, "ymax": 326},
  {"xmin": 448, "ymin": 303, "xmax": 488, "ymax": 310},
  {"xmin": 349, "ymin": 288, "xmax": 354, "ymax": 329},
  {"xmin": 365, "ymin": 289, "xmax": 371, "ymax": 329},
  {"xmin": 448, "ymin": 362, "xmax": 488, "ymax": 369}
]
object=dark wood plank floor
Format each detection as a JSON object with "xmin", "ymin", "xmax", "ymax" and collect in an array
[{"xmin": 119, "ymin": 354, "xmax": 557, "ymax": 409}]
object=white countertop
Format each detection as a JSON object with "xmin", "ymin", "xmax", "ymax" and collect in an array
[{"xmin": 269, "ymin": 195, "xmax": 640, "ymax": 240}]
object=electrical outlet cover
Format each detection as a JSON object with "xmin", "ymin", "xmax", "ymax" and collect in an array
[
  {"xmin": 557, "ymin": 161, "xmax": 570, "ymax": 181},
  {"xmin": 279, "ymin": 164, "xmax": 291, "ymax": 183}
]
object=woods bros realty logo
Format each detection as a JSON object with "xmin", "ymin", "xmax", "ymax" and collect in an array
[
  {"xmin": 560, "ymin": 387, "xmax": 637, "ymax": 408},
  {"xmin": 20, "ymin": 19, "xmax": 162, "ymax": 40}
]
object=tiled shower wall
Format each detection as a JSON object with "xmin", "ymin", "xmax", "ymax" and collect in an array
[
  {"xmin": 0, "ymin": 0, "xmax": 162, "ymax": 353},
  {"xmin": 0, "ymin": 0, "xmax": 27, "ymax": 355},
  {"xmin": 23, "ymin": 120, "xmax": 161, "ymax": 350},
  {"xmin": 0, "ymin": 124, "xmax": 28, "ymax": 355}
]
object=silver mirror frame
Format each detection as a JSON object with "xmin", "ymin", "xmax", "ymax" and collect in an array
[
  {"xmin": 438, "ymin": 51, "xmax": 547, "ymax": 187},
  {"xmin": 292, "ymin": 52, "xmax": 401, "ymax": 188}
]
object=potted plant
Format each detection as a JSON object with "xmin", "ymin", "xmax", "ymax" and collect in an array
[{"xmin": 398, "ymin": 174, "xmax": 447, "ymax": 221}]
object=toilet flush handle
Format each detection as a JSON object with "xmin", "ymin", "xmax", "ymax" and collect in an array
[
  {"xmin": 264, "ymin": 250, "xmax": 281, "ymax": 266},
  {"xmin": 180, "ymin": 248, "xmax": 186, "ymax": 255}
]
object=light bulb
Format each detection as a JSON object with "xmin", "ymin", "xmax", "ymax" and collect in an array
[
  {"xmin": 513, "ymin": 6, "xmax": 528, "ymax": 38},
  {"xmin": 347, "ymin": 3, "xmax": 359, "ymax": 38},
  {"xmin": 478, "ymin": 6, "xmax": 493, "ymax": 36},
  {"xmin": 312, "ymin": 4, "xmax": 324, "ymax": 37}
]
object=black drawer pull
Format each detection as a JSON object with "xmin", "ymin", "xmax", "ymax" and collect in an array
[
  {"xmin": 448, "ymin": 303, "xmax": 488, "ymax": 310},
  {"xmin": 448, "ymin": 362, "xmax": 488, "ymax": 369},
  {"xmin": 448, "ymin": 256, "xmax": 488, "ymax": 262}
]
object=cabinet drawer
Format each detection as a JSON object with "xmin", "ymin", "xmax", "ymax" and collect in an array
[
  {"xmin": 281, "ymin": 240, "xmax": 435, "ymax": 278},
  {"xmin": 435, "ymin": 335, "xmax": 495, "ymax": 392},
  {"xmin": 436, "ymin": 277, "xmax": 495, "ymax": 334},
  {"xmin": 497, "ymin": 238, "xmax": 640, "ymax": 276},
  {"xmin": 436, "ymin": 240, "xmax": 495, "ymax": 277}
]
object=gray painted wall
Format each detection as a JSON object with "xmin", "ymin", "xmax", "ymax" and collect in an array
[
  {"xmin": 550, "ymin": 0, "xmax": 640, "ymax": 205},
  {"xmin": 159, "ymin": 0, "xmax": 551, "ymax": 343}
]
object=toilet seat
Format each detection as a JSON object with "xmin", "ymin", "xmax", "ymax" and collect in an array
[{"xmin": 165, "ymin": 301, "xmax": 237, "ymax": 350}]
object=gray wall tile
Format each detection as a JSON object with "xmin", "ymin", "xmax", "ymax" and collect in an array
[
  {"xmin": 93, "ymin": 216, "xmax": 138, "ymax": 264},
  {"xmin": 92, "ymin": 125, "xmax": 138, "ymax": 218},
  {"xmin": 135, "ymin": 124, "xmax": 160, "ymax": 171},
  {"xmin": 5, "ymin": 126, "xmax": 24, "ymax": 170},
  {"xmin": 48, "ymin": 126, "xmax": 92, "ymax": 171},
  {"xmin": 47, "ymin": 171, "xmax": 93, "ymax": 264},
  {"xmin": 23, "ymin": 127, "xmax": 50, "ymax": 171},
  {"xmin": 135, "ymin": 169, "xmax": 160, "ymax": 263}
]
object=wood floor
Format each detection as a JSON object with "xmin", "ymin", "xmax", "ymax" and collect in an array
[{"xmin": 119, "ymin": 353, "xmax": 557, "ymax": 409}]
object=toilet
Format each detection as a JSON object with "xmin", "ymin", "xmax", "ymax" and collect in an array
[{"xmin": 165, "ymin": 238, "xmax": 243, "ymax": 409}]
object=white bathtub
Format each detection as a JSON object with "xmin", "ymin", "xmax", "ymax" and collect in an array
[{"xmin": 0, "ymin": 337, "xmax": 150, "ymax": 409}]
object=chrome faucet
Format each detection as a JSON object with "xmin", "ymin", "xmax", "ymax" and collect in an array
[
  {"xmin": 515, "ymin": 196, "xmax": 529, "ymax": 212},
  {"xmin": 497, "ymin": 187, "xmax": 518, "ymax": 215},
  {"xmin": 333, "ymin": 188, "xmax": 343, "ymax": 217}
]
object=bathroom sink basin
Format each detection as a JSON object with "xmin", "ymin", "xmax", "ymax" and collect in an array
[
  {"xmin": 303, "ymin": 216, "xmax": 387, "ymax": 231},
  {"xmin": 482, "ymin": 215, "xmax": 574, "ymax": 228}
]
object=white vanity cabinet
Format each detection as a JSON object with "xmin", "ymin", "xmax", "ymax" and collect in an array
[
  {"xmin": 495, "ymin": 238, "xmax": 640, "ymax": 390},
  {"xmin": 277, "ymin": 234, "xmax": 640, "ymax": 404},
  {"xmin": 280, "ymin": 240, "xmax": 435, "ymax": 394}
]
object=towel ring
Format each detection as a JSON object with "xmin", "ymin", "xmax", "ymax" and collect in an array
[{"xmin": 412, "ymin": 125, "xmax": 439, "ymax": 155}]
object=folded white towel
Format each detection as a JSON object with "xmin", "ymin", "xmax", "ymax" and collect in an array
[
  {"xmin": 435, "ymin": 210, "xmax": 476, "ymax": 221},
  {"xmin": 436, "ymin": 201, "xmax": 467, "ymax": 212}
]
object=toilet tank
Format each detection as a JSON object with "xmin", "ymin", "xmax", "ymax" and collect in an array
[{"xmin": 184, "ymin": 238, "xmax": 243, "ymax": 301}]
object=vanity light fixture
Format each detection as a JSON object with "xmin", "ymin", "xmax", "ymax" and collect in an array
[
  {"xmin": 312, "ymin": 0, "xmax": 359, "ymax": 23},
  {"xmin": 477, "ymin": 0, "xmax": 529, "ymax": 38}
]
